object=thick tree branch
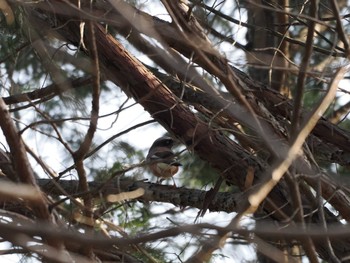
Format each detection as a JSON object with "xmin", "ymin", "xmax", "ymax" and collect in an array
[{"xmin": 37, "ymin": 178, "xmax": 240, "ymax": 213}]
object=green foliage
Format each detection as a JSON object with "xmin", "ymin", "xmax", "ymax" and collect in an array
[
  {"xmin": 180, "ymin": 152, "xmax": 232, "ymax": 191},
  {"xmin": 93, "ymin": 140, "xmax": 144, "ymax": 182},
  {"xmin": 181, "ymin": 152, "xmax": 218, "ymax": 187}
]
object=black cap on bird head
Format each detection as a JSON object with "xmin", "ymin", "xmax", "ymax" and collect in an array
[{"xmin": 150, "ymin": 136, "xmax": 175, "ymax": 148}]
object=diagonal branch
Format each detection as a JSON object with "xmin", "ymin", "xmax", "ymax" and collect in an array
[
  {"xmin": 0, "ymin": 96, "xmax": 66, "ymax": 251},
  {"xmin": 246, "ymin": 66, "xmax": 347, "ymax": 215}
]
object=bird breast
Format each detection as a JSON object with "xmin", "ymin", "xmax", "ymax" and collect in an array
[{"xmin": 151, "ymin": 162, "xmax": 179, "ymax": 178}]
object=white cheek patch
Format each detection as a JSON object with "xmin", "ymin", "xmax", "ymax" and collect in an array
[{"xmin": 150, "ymin": 154, "xmax": 161, "ymax": 160}]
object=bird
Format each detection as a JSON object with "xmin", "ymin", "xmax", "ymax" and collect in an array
[{"xmin": 146, "ymin": 136, "xmax": 181, "ymax": 186}]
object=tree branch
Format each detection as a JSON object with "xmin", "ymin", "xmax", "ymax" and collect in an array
[{"xmin": 37, "ymin": 178, "xmax": 241, "ymax": 213}]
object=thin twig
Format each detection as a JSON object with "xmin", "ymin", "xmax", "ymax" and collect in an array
[
  {"xmin": 290, "ymin": 0, "xmax": 318, "ymax": 138},
  {"xmin": 329, "ymin": 0, "xmax": 350, "ymax": 56},
  {"xmin": 58, "ymin": 120, "xmax": 155, "ymax": 177}
]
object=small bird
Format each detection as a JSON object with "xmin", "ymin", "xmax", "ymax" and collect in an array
[{"xmin": 146, "ymin": 136, "xmax": 181, "ymax": 186}]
